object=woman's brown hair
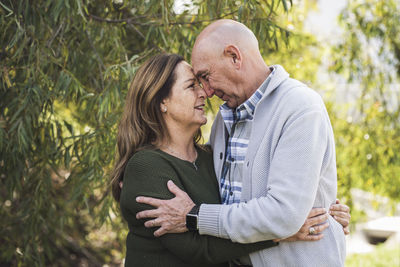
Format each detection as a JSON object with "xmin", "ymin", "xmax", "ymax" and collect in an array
[{"xmin": 111, "ymin": 53, "xmax": 201, "ymax": 202}]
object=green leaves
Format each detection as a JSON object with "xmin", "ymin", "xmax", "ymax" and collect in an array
[
  {"xmin": 281, "ymin": 0, "xmax": 291, "ymax": 12},
  {"xmin": 0, "ymin": 0, "xmax": 297, "ymax": 265},
  {"xmin": 329, "ymin": 0, "xmax": 400, "ymax": 224}
]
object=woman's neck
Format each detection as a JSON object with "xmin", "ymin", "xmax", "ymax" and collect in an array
[{"xmin": 158, "ymin": 125, "xmax": 198, "ymax": 162}]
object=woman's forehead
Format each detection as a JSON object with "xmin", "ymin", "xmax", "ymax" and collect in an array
[{"xmin": 178, "ymin": 61, "xmax": 195, "ymax": 76}]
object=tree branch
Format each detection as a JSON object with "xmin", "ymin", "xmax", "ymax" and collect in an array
[
  {"xmin": 86, "ymin": 13, "xmax": 281, "ymax": 31},
  {"xmin": 55, "ymin": 229, "xmax": 103, "ymax": 267},
  {"xmin": 85, "ymin": 30, "xmax": 105, "ymax": 91},
  {"xmin": 126, "ymin": 24, "xmax": 162, "ymax": 52},
  {"xmin": 46, "ymin": 20, "xmax": 65, "ymax": 48},
  {"xmin": 85, "ymin": 10, "xmax": 242, "ymax": 27}
]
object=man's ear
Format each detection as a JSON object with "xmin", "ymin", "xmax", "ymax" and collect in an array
[{"xmin": 224, "ymin": 45, "xmax": 242, "ymax": 69}]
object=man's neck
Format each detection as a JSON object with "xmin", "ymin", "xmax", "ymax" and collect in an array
[{"xmin": 242, "ymin": 65, "xmax": 271, "ymax": 105}]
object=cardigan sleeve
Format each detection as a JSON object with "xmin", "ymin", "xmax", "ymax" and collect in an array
[
  {"xmin": 120, "ymin": 150, "xmax": 278, "ymax": 265},
  {"xmin": 199, "ymin": 107, "xmax": 330, "ymax": 242}
]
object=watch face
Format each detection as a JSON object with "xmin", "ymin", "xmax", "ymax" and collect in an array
[{"xmin": 186, "ymin": 214, "xmax": 198, "ymax": 231}]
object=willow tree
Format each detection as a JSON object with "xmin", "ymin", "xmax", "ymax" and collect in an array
[
  {"xmin": 0, "ymin": 0, "xmax": 294, "ymax": 265},
  {"xmin": 330, "ymin": 0, "xmax": 400, "ymax": 216}
]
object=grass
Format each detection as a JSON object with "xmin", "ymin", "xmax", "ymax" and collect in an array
[{"xmin": 346, "ymin": 244, "xmax": 400, "ymax": 267}]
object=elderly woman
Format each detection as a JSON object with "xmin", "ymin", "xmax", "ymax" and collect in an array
[{"xmin": 111, "ymin": 54, "xmax": 349, "ymax": 267}]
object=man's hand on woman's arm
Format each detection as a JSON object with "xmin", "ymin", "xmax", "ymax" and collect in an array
[{"xmin": 136, "ymin": 180, "xmax": 194, "ymax": 237}]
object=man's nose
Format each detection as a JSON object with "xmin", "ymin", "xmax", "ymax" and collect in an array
[{"xmin": 202, "ymin": 83, "xmax": 215, "ymax": 97}]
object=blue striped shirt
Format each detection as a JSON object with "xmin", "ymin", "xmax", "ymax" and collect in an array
[{"xmin": 220, "ymin": 68, "xmax": 275, "ymax": 204}]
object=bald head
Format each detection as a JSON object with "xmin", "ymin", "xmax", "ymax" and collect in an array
[
  {"xmin": 191, "ymin": 19, "xmax": 270, "ymax": 108},
  {"xmin": 193, "ymin": 19, "xmax": 259, "ymax": 60}
]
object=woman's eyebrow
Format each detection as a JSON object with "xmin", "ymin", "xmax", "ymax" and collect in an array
[{"xmin": 184, "ymin": 78, "xmax": 196, "ymax": 84}]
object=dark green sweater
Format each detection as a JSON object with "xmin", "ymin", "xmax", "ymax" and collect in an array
[{"xmin": 120, "ymin": 147, "xmax": 277, "ymax": 267}]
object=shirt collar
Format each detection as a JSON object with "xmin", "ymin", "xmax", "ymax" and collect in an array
[{"xmin": 220, "ymin": 67, "xmax": 275, "ymax": 125}]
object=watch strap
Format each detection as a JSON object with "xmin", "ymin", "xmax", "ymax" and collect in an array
[
  {"xmin": 189, "ymin": 204, "xmax": 200, "ymax": 215},
  {"xmin": 186, "ymin": 204, "xmax": 200, "ymax": 231}
]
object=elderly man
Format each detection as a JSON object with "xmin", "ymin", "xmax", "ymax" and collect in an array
[{"xmin": 137, "ymin": 19, "xmax": 349, "ymax": 266}]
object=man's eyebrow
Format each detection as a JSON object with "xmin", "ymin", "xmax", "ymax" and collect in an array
[{"xmin": 195, "ymin": 70, "xmax": 207, "ymax": 78}]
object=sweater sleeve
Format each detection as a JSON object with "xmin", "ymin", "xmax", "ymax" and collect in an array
[
  {"xmin": 199, "ymin": 107, "xmax": 329, "ymax": 242},
  {"xmin": 120, "ymin": 150, "xmax": 278, "ymax": 265}
]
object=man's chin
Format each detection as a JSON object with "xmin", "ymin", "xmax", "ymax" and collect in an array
[{"xmin": 225, "ymin": 100, "xmax": 238, "ymax": 109}]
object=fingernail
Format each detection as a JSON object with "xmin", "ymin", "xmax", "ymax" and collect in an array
[{"xmin": 136, "ymin": 197, "xmax": 141, "ymax": 202}]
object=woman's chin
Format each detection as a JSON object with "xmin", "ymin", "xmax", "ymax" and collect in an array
[
  {"xmin": 187, "ymin": 117, "xmax": 207, "ymax": 129},
  {"xmin": 200, "ymin": 117, "xmax": 207, "ymax": 125},
  {"xmin": 193, "ymin": 115, "xmax": 207, "ymax": 126}
]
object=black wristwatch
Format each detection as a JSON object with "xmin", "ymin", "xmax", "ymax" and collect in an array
[{"xmin": 186, "ymin": 205, "xmax": 200, "ymax": 231}]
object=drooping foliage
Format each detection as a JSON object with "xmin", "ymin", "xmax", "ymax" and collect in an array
[
  {"xmin": 0, "ymin": 0, "xmax": 295, "ymax": 265},
  {"xmin": 330, "ymin": 0, "xmax": 400, "ymax": 215}
]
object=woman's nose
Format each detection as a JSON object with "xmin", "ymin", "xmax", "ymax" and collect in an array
[{"xmin": 197, "ymin": 85, "xmax": 207, "ymax": 98}]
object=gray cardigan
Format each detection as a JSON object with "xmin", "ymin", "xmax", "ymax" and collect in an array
[{"xmin": 199, "ymin": 65, "xmax": 346, "ymax": 266}]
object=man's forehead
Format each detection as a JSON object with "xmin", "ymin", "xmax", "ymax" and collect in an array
[{"xmin": 192, "ymin": 50, "xmax": 212, "ymax": 77}]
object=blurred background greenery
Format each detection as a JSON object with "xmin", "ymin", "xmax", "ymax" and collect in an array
[{"xmin": 1, "ymin": 0, "xmax": 399, "ymax": 266}]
